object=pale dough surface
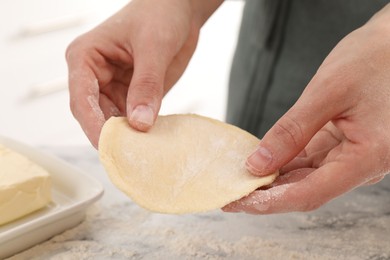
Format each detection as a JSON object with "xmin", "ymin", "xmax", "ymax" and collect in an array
[{"xmin": 99, "ymin": 115, "xmax": 278, "ymax": 214}]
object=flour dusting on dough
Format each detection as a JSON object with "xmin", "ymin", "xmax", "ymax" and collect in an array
[{"xmin": 99, "ymin": 115, "xmax": 278, "ymax": 214}]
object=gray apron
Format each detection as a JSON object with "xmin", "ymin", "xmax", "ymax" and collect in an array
[{"xmin": 227, "ymin": 0, "xmax": 388, "ymax": 138}]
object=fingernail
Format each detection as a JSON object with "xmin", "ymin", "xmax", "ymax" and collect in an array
[
  {"xmin": 246, "ymin": 146, "xmax": 272, "ymax": 176},
  {"xmin": 130, "ymin": 105, "xmax": 154, "ymax": 128}
]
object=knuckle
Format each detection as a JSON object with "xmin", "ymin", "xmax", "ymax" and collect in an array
[
  {"xmin": 149, "ymin": 24, "xmax": 179, "ymax": 47},
  {"xmin": 69, "ymin": 98, "xmax": 79, "ymax": 118},
  {"xmin": 65, "ymin": 38, "xmax": 81, "ymax": 61},
  {"xmin": 360, "ymin": 136, "xmax": 390, "ymax": 174},
  {"xmin": 65, "ymin": 42, "xmax": 74, "ymax": 61},
  {"xmin": 273, "ymin": 115, "xmax": 305, "ymax": 149},
  {"xmin": 311, "ymin": 69, "xmax": 354, "ymax": 100},
  {"xmin": 303, "ymin": 202, "xmax": 322, "ymax": 212},
  {"xmin": 69, "ymin": 95, "xmax": 90, "ymax": 121},
  {"xmin": 134, "ymin": 73, "xmax": 163, "ymax": 97},
  {"xmin": 65, "ymin": 35, "xmax": 88, "ymax": 62},
  {"xmin": 159, "ymin": 30, "xmax": 178, "ymax": 47},
  {"xmin": 301, "ymin": 200, "xmax": 323, "ymax": 212}
]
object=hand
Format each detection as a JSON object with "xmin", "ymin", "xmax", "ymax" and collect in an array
[
  {"xmin": 223, "ymin": 5, "xmax": 390, "ymax": 214},
  {"xmin": 66, "ymin": 0, "xmax": 222, "ymax": 148}
]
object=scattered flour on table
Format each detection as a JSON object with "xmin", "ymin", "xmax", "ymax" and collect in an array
[
  {"xmin": 8, "ymin": 203, "xmax": 332, "ymax": 260},
  {"xmin": 8, "ymin": 176, "xmax": 390, "ymax": 260}
]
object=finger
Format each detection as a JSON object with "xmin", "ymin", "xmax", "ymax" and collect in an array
[
  {"xmin": 280, "ymin": 157, "xmax": 311, "ymax": 174},
  {"xmin": 67, "ymin": 59, "xmax": 105, "ymax": 148},
  {"xmin": 126, "ymin": 35, "xmax": 177, "ymax": 132},
  {"xmin": 100, "ymin": 80, "xmax": 130, "ymax": 115},
  {"xmin": 224, "ymin": 159, "xmax": 367, "ymax": 214},
  {"xmin": 280, "ymin": 149, "xmax": 329, "ymax": 173},
  {"xmin": 273, "ymin": 168, "xmax": 315, "ymax": 185},
  {"xmin": 99, "ymin": 93, "xmax": 122, "ymax": 119},
  {"xmin": 364, "ymin": 175, "xmax": 385, "ymax": 186},
  {"xmin": 222, "ymin": 168, "xmax": 313, "ymax": 213},
  {"xmin": 301, "ymin": 123, "xmax": 344, "ymax": 156},
  {"xmin": 280, "ymin": 124, "xmax": 343, "ymax": 173},
  {"xmin": 246, "ymin": 75, "xmax": 346, "ymax": 176}
]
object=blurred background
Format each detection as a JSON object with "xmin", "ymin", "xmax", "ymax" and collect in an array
[{"xmin": 0, "ymin": 0, "xmax": 244, "ymax": 147}]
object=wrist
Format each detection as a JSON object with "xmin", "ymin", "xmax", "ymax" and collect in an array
[{"xmin": 368, "ymin": 4, "xmax": 390, "ymax": 28}]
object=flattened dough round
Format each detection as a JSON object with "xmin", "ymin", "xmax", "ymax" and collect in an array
[{"xmin": 99, "ymin": 115, "xmax": 278, "ymax": 214}]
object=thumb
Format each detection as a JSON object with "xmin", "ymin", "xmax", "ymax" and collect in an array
[
  {"xmin": 126, "ymin": 44, "xmax": 172, "ymax": 132},
  {"xmin": 246, "ymin": 83, "xmax": 339, "ymax": 176}
]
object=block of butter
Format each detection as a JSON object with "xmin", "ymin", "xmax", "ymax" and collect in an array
[{"xmin": 0, "ymin": 143, "xmax": 51, "ymax": 226}]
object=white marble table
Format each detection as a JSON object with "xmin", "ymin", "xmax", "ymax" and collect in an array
[{"xmin": 8, "ymin": 146, "xmax": 390, "ymax": 260}]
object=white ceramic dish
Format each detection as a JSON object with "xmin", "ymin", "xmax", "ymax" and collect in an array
[{"xmin": 0, "ymin": 136, "xmax": 104, "ymax": 259}]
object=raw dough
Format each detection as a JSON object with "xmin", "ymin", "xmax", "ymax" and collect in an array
[{"xmin": 99, "ymin": 115, "xmax": 278, "ymax": 214}]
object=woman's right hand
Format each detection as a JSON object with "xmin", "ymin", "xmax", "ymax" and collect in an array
[{"xmin": 66, "ymin": 0, "xmax": 222, "ymax": 147}]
